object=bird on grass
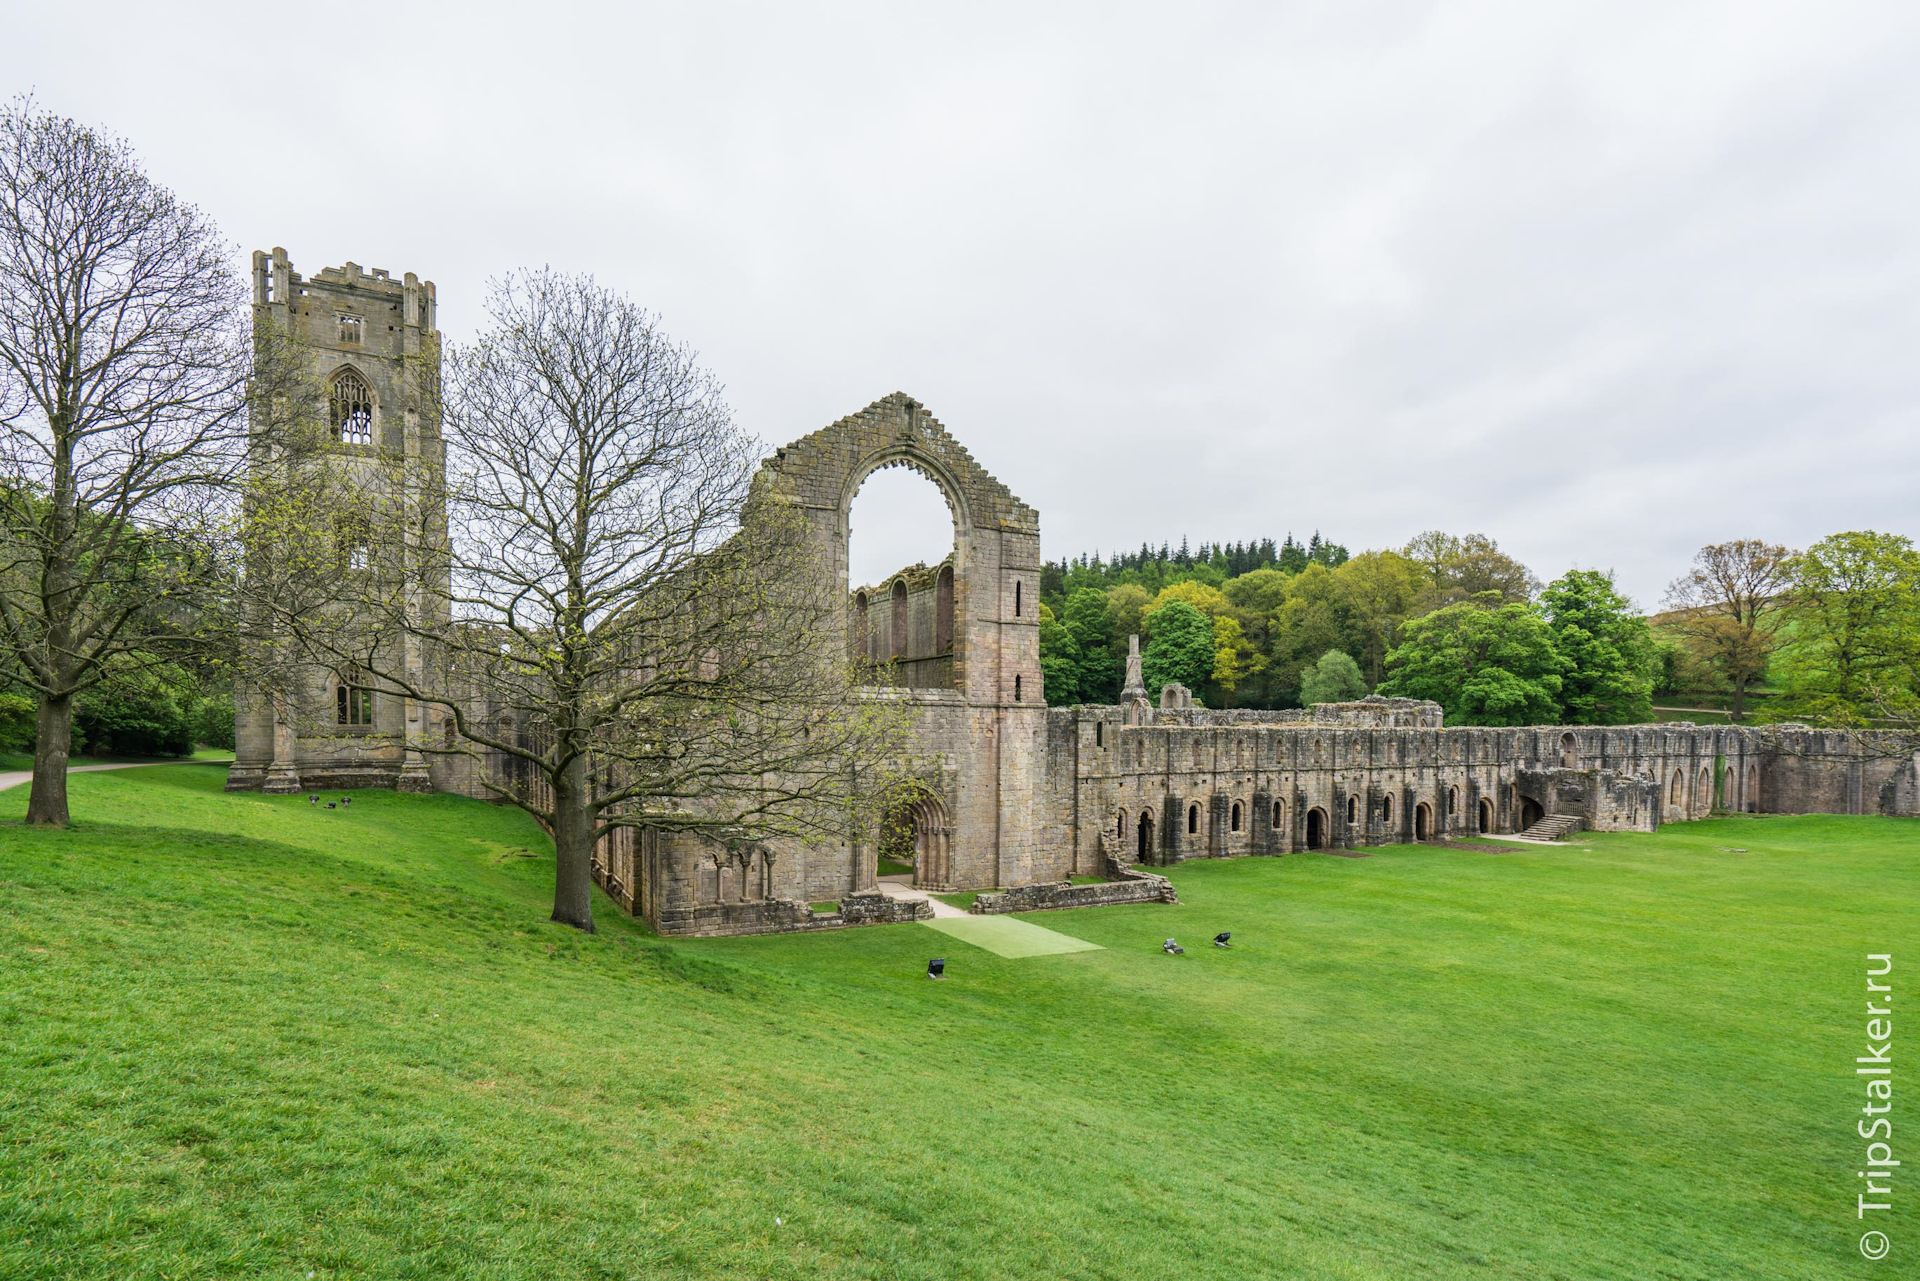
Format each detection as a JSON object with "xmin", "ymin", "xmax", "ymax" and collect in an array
[{"xmin": 1162, "ymin": 938, "xmax": 1184, "ymax": 955}]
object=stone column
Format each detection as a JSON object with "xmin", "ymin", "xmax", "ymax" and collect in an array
[{"xmin": 261, "ymin": 692, "xmax": 303, "ymax": 794}]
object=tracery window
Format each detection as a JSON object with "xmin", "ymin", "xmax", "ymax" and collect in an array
[
  {"xmin": 336, "ymin": 669, "xmax": 374, "ymax": 726},
  {"xmin": 331, "ymin": 371, "xmax": 374, "ymax": 445}
]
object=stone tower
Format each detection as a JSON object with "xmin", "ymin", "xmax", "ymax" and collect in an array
[{"xmin": 227, "ymin": 249, "xmax": 446, "ymax": 794}]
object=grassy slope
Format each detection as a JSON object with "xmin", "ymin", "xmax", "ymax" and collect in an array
[{"xmin": 0, "ymin": 767, "xmax": 1912, "ymax": 1280}]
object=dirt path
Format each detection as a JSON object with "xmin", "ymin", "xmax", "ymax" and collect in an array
[{"xmin": 0, "ymin": 760, "xmax": 223, "ymax": 793}]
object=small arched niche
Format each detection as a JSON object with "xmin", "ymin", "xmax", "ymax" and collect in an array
[{"xmin": 847, "ymin": 463, "xmax": 959, "ymax": 690}]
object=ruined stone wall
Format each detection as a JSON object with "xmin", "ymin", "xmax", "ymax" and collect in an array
[{"xmin": 1048, "ymin": 706, "xmax": 1828, "ymax": 867}]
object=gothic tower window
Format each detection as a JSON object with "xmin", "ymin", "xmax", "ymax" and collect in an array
[
  {"xmin": 331, "ymin": 370, "xmax": 374, "ymax": 445},
  {"xmin": 337, "ymin": 312, "xmax": 363, "ymax": 344}
]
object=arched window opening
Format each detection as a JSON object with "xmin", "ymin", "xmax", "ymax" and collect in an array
[
  {"xmin": 890, "ymin": 579, "xmax": 909, "ymax": 659},
  {"xmin": 1699, "ymin": 767, "xmax": 1711, "ymax": 808},
  {"xmin": 1137, "ymin": 810, "xmax": 1155, "ymax": 860},
  {"xmin": 1560, "ymin": 732, "xmax": 1578, "ymax": 769},
  {"xmin": 1116, "ymin": 810, "xmax": 1127, "ymax": 838},
  {"xmin": 1382, "ymin": 793, "xmax": 1394, "ymax": 824},
  {"xmin": 1415, "ymin": 803, "xmax": 1433, "ymax": 841},
  {"xmin": 1478, "ymin": 797, "xmax": 1494, "ymax": 834},
  {"xmin": 1747, "ymin": 763, "xmax": 1759, "ymax": 811},
  {"xmin": 1014, "ymin": 674, "xmax": 1023, "ymax": 702},
  {"xmin": 1447, "ymin": 786, "xmax": 1459, "ymax": 815},
  {"xmin": 1670, "ymin": 769, "xmax": 1684, "ymax": 804},
  {"xmin": 331, "ymin": 370, "xmax": 373, "ymax": 445},
  {"xmin": 336, "ymin": 668, "xmax": 374, "ymax": 726},
  {"xmin": 1271, "ymin": 800, "xmax": 1283, "ymax": 828},
  {"xmin": 1230, "ymin": 802, "xmax": 1242, "ymax": 832},
  {"xmin": 1095, "ymin": 722, "xmax": 1104, "ymax": 747},
  {"xmin": 1347, "ymin": 795, "xmax": 1359, "ymax": 825},
  {"xmin": 852, "ymin": 592, "xmax": 869, "ymax": 664},
  {"xmin": 935, "ymin": 565, "xmax": 955, "ymax": 653},
  {"xmin": 1187, "ymin": 803, "xmax": 1199, "ymax": 834},
  {"xmin": 847, "ymin": 463, "xmax": 958, "ymax": 691}
]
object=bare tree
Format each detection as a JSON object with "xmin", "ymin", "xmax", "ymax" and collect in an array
[
  {"xmin": 251, "ymin": 271, "xmax": 902, "ymax": 932},
  {"xmin": 1662, "ymin": 539, "xmax": 1791, "ymax": 722},
  {"xmin": 0, "ymin": 100, "xmax": 246, "ymax": 825}
]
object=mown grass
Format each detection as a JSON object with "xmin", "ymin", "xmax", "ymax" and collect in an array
[{"xmin": 0, "ymin": 766, "xmax": 1912, "ymax": 1279}]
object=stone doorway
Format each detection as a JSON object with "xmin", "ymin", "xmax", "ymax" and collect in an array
[
  {"xmin": 1414, "ymin": 802, "xmax": 1433, "ymax": 841},
  {"xmin": 1136, "ymin": 809, "xmax": 1155, "ymax": 862},
  {"xmin": 877, "ymin": 786, "xmax": 953, "ymax": 890},
  {"xmin": 1478, "ymin": 797, "xmax": 1494, "ymax": 834},
  {"xmin": 1306, "ymin": 806, "xmax": 1328, "ymax": 850},
  {"xmin": 1519, "ymin": 797, "xmax": 1545, "ymax": 830}
]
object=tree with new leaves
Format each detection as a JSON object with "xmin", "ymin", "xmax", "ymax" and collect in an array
[
  {"xmin": 1142, "ymin": 599, "xmax": 1214, "ymax": 699},
  {"xmin": 0, "ymin": 99, "xmax": 247, "ymax": 825},
  {"xmin": 1036, "ymin": 600, "xmax": 1081, "ymax": 705},
  {"xmin": 249, "ymin": 271, "xmax": 903, "ymax": 932},
  {"xmin": 1662, "ymin": 539, "xmax": 1791, "ymax": 721},
  {"xmin": 1539, "ymin": 569, "xmax": 1655, "ymax": 724},
  {"xmin": 1299, "ymin": 649, "xmax": 1366, "ymax": 705},
  {"xmin": 1403, "ymin": 531, "xmax": 1539, "ymax": 606},
  {"xmin": 1379, "ymin": 598, "xmax": 1569, "ymax": 725},
  {"xmin": 1770, "ymin": 530, "xmax": 1920, "ymax": 730}
]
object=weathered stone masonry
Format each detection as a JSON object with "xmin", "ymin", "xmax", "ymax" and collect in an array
[{"xmin": 228, "ymin": 255, "xmax": 1916, "ymax": 939}]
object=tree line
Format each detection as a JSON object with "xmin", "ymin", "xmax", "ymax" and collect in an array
[{"xmin": 1039, "ymin": 529, "xmax": 1920, "ymax": 731}]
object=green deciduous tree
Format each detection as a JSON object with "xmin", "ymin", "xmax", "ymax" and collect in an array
[
  {"xmin": 1333, "ymin": 550, "xmax": 1426, "ymax": 686},
  {"xmin": 1299, "ymin": 649, "xmax": 1367, "ymax": 705},
  {"xmin": 1771, "ymin": 530, "xmax": 1920, "ymax": 728},
  {"xmin": 1539, "ymin": 569, "xmax": 1655, "ymax": 724},
  {"xmin": 1379, "ymin": 600, "xmax": 1569, "ymax": 725},
  {"xmin": 1060, "ymin": 587, "xmax": 1119, "ymax": 703},
  {"xmin": 1037, "ymin": 600, "xmax": 1081, "ymax": 706},
  {"xmin": 1142, "ymin": 599, "xmax": 1214, "ymax": 699}
]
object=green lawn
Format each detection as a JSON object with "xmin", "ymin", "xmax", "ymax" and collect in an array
[{"xmin": 0, "ymin": 767, "xmax": 1912, "ymax": 1279}]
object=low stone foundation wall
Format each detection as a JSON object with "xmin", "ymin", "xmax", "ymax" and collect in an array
[
  {"xmin": 970, "ymin": 866, "xmax": 1177, "ymax": 915},
  {"xmin": 648, "ymin": 889, "xmax": 931, "ymax": 937}
]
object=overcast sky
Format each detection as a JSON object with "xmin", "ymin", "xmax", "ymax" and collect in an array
[{"xmin": 9, "ymin": 1, "xmax": 1918, "ymax": 604}]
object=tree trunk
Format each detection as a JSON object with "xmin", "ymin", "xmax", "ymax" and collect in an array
[
  {"xmin": 25, "ymin": 693, "xmax": 73, "ymax": 827},
  {"xmin": 549, "ymin": 753, "xmax": 596, "ymax": 933}
]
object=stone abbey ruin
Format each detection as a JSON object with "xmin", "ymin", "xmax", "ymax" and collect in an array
[{"xmin": 230, "ymin": 252, "xmax": 1920, "ymax": 936}]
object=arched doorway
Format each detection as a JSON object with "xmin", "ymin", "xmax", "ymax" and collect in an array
[
  {"xmin": 1306, "ymin": 807, "xmax": 1328, "ymax": 850},
  {"xmin": 1519, "ymin": 798, "xmax": 1545, "ymax": 830},
  {"xmin": 877, "ymin": 785, "xmax": 953, "ymax": 890},
  {"xmin": 1559, "ymin": 732, "xmax": 1577, "ymax": 768},
  {"xmin": 1414, "ymin": 802, "xmax": 1433, "ymax": 841},
  {"xmin": 1137, "ymin": 809, "xmax": 1155, "ymax": 862},
  {"xmin": 1746, "ymin": 763, "xmax": 1759, "ymax": 812},
  {"xmin": 1478, "ymin": 797, "xmax": 1494, "ymax": 833}
]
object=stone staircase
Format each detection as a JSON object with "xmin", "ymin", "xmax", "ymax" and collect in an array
[{"xmin": 1515, "ymin": 814, "xmax": 1584, "ymax": 842}]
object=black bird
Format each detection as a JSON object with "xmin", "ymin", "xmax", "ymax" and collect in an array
[
  {"xmin": 926, "ymin": 958, "xmax": 945, "ymax": 980},
  {"xmin": 1213, "ymin": 932, "xmax": 1232, "ymax": 948}
]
